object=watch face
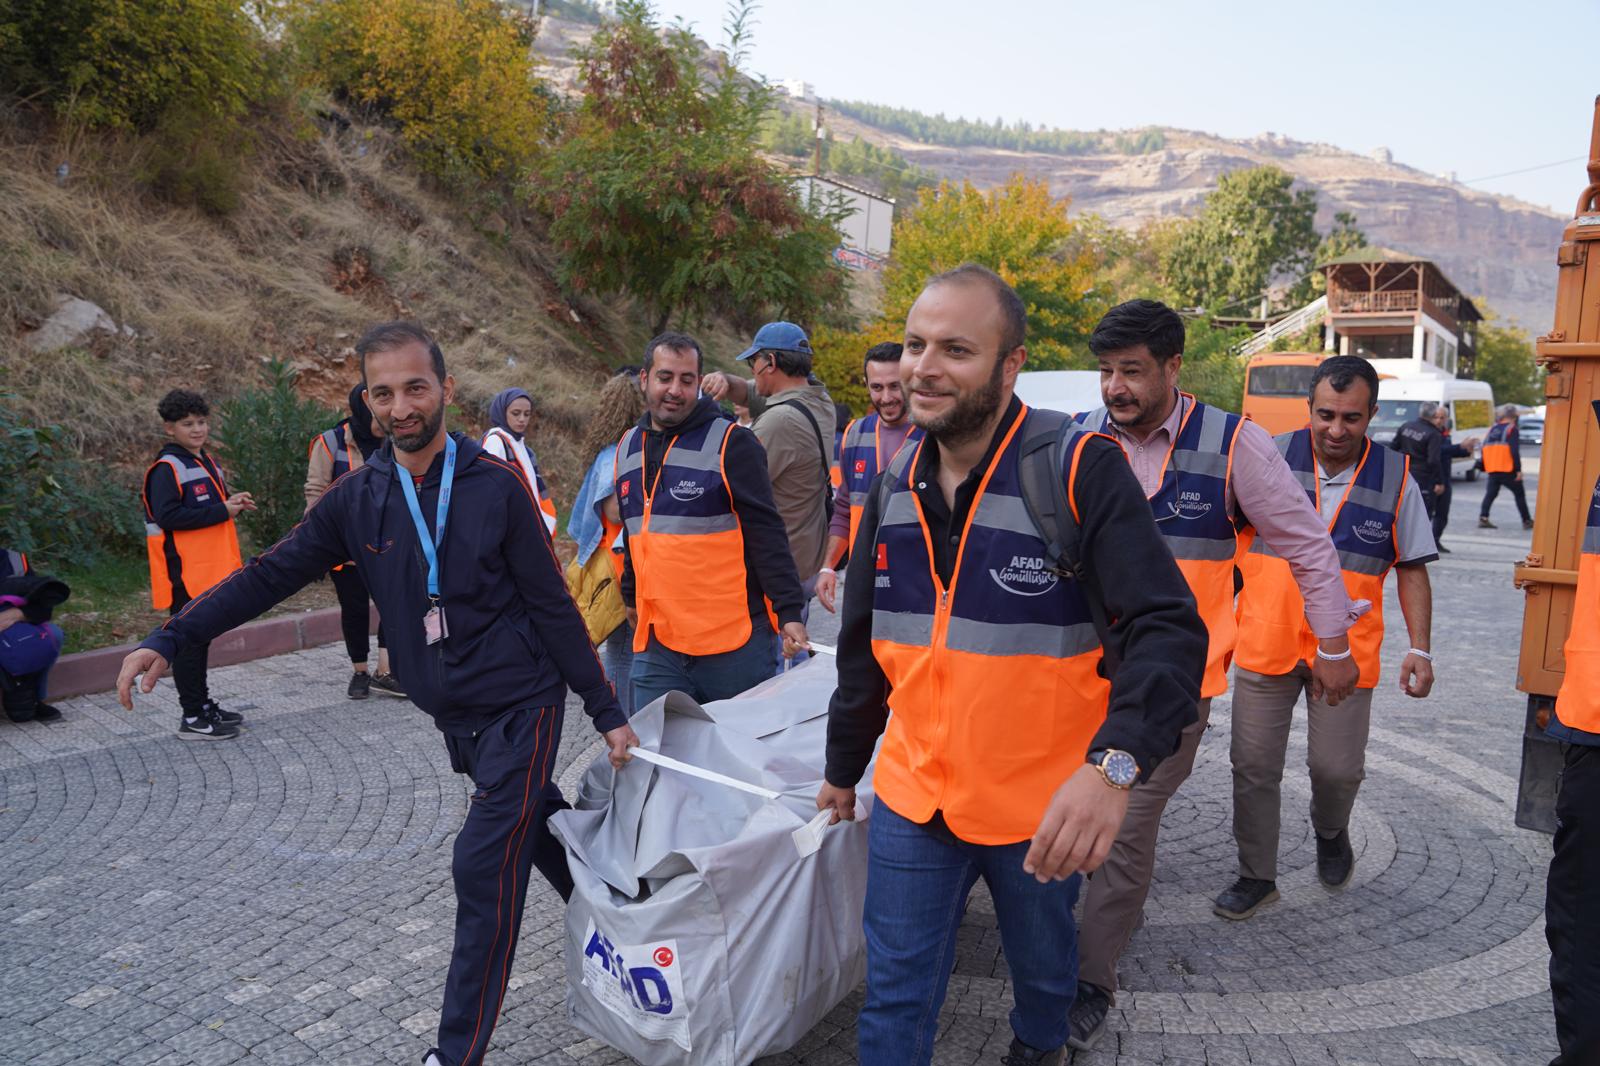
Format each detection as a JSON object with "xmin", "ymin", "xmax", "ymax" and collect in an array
[{"xmin": 1103, "ymin": 750, "xmax": 1138, "ymax": 787}]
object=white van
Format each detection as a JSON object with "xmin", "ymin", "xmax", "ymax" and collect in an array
[
  {"xmin": 1368, "ymin": 376, "xmax": 1495, "ymax": 481},
  {"xmin": 1012, "ymin": 370, "xmax": 1103, "ymax": 417}
]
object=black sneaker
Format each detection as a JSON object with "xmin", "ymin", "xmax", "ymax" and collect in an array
[
  {"xmin": 32, "ymin": 702, "xmax": 63, "ymax": 722},
  {"xmin": 1001, "ymin": 1037, "xmax": 1064, "ymax": 1066},
  {"xmin": 1066, "ymin": 980, "xmax": 1111, "ymax": 1051},
  {"xmin": 1437, "ymin": 543, "xmax": 1451, "ymax": 553},
  {"xmin": 347, "ymin": 672, "xmax": 371, "ymax": 700},
  {"xmin": 370, "ymin": 672, "xmax": 407, "ymax": 699},
  {"xmin": 1316, "ymin": 829, "xmax": 1355, "ymax": 888},
  {"xmin": 1479, "ymin": 516, "xmax": 1496, "ymax": 528},
  {"xmin": 1523, "ymin": 519, "xmax": 1536, "ymax": 530},
  {"xmin": 202, "ymin": 700, "xmax": 244, "ymax": 726},
  {"xmin": 1213, "ymin": 877, "xmax": 1280, "ymax": 920},
  {"xmin": 178, "ymin": 710, "xmax": 240, "ymax": 741}
]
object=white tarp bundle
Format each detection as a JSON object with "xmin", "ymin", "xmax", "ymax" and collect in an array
[{"xmin": 549, "ymin": 655, "xmax": 875, "ymax": 1064}]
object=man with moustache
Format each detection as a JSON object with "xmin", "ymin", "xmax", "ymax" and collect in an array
[
  {"xmin": 117, "ymin": 321, "xmax": 638, "ymax": 1066},
  {"xmin": 816, "ymin": 341, "xmax": 917, "ymax": 614},
  {"xmin": 817, "ymin": 265, "xmax": 1207, "ymax": 1066},
  {"xmin": 1226, "ymin": 355, "xmax": 1436, "ymax": 922},
  {"xmin": 1065, "ymin": 300, "xmax": 1364, "ymax": 1049},
  {"xmin": 617, "ymin": 331, "xmax": 811, "ymax": 709}
]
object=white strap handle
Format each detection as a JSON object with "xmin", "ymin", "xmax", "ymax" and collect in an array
[{"xmin": 626, "ymin": 747, "xmax": 835, "ymax": 857}]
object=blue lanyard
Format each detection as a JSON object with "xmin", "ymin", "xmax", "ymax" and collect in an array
[{"xmin": 396, "ymin": 436, "xmax": 457, "ymax": 600}]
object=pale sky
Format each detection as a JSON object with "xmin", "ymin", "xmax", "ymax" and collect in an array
[{"xmin": 650, "ymin": 0, "xmax": 1596, "ymax": 215}]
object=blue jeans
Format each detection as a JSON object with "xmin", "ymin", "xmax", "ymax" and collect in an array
[
  {"xmin": 858, "ymin": 801, "xmax": 1082, "ymax": 1065},
  {"xmin": 630, "ymin": 624, "xmax": 775, "ymax": 709},
  {"xmin": 603, "ymin": 620, "xmax": 635, "ymax": 718}
]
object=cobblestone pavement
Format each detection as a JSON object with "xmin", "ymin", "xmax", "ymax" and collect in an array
[{"xmin": 1, "ymin": 472, "xmax": 1561, "ymax": 1065}]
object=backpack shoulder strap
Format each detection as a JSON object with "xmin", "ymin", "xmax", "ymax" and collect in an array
[{"xmin": 1016, "ymin": 408, "xmax": 1122, "ymax": 678}]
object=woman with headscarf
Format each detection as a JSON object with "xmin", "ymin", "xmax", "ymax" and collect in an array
[
  {"xmin": 482, "ymin": 387, "xmax": 558, "ymax": 535},
  {"xmin": 304, "ymin": 384, "xmax": 403, "ymax": 700},
  {"xmin": 566, "ymin": 373, "xmax": 647, "ymax": 716}
]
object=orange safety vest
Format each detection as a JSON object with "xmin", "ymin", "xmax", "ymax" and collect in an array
[
  {"xmin": 615, "ymin": 416, "xmax": 771, "ymax": 656},
  {"xmin": 1481, "ymin": 421, "xmax": 1516, "ymax": 474},
  {"xmin": 1235, "ymin": 431, "xmax": 1407, "ymax": 688},
  {"xmin": 1554, "ymin": 472, "xmax": 1600, "ymax": 733},
  {"xmin": 870, "ymin": 407, "xmax": 1112, "ymax": 845},
  {"xmin": 838, "ymin": 414, "xmax": 921, "ymax": 552},
  {"xmin": 1078, "ymin": 395, "xmax": 1245, "ymax": 698},
  {"xmin": 142, "ymin": 450, "xmax": 243, "ymax": 610}
]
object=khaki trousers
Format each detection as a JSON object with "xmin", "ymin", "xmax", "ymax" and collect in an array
[
  {"xmin": 1229, "ymin": 665, "xmax": 1373, "ymax": 882},
  {"xmin": 1078, "ymin": 698, "xmax": 1212, "ymax": 994}
]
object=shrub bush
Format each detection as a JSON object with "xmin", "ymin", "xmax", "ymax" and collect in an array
[
  {"xmin": 212, "ymin": 361, "xmax": 340, "ymax": 549},
  {"xmin": 0, "ymin": 389, "xmax": 143, "ymax": 566},
  {"xmin": 288, "ymin": 0, "xmax": 551, "ymax": 188},
  {"xmin": 0, "ymin": 0, "xmax": 266, "ymax": 130}
]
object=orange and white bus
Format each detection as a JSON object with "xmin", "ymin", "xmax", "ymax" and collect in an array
[{"xmin": 1241, "ymin": 352, "xmax": 1323, "ymax": 435}]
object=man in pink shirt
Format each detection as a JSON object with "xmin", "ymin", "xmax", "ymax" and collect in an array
[{"xmin": 1066, "ymin": 300, "xmax": 1366, "ymax": 1052}]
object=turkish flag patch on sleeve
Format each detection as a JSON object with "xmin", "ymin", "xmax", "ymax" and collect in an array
[
  {"xmin": 876, "ymin": 543, "xmax": 889, "ymax": 570},
  {"xmin": 854, "ymin": 459, "xmax": 867, "ymax": 474}
]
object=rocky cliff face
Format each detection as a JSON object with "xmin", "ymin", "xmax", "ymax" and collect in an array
[
  {"xmin": 532, "ymin": 15, "xmax": 1565, "ymax": 332},
  {"xmin": 826, "ymin": 115, "xmax": 1567, "ymax": 332}
]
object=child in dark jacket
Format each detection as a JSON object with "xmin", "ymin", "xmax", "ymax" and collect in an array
[{"xmin": 141, "ymin": 389, "xmax": 254, "ymax": 739}]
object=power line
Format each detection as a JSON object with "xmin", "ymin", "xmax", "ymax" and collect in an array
[{"xmin": 1460, "ymin": 156, "xmax": 1586, "ymax": 185}]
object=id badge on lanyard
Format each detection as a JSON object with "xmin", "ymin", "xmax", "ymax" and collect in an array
[{"xmin": 397, "ymin": 436, "xmax": 458, "ymax": 645}]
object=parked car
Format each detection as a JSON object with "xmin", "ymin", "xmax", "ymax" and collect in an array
[{"xmin": 1519, "ymin": 417, "xmax": 1545, "ymax": 445}]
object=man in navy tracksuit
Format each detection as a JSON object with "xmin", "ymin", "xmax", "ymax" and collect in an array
[{"xmin": 119, "ymin": 322, "xmax": 639, "ymax": 1066}]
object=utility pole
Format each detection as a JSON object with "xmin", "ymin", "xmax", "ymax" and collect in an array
[{"xmin": 813, "ymin": 101, "xmax": 824, "ymax": 177}]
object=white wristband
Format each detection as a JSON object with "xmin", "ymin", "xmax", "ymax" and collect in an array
[
  {"xmin": 1407, "ymin": 648, "xmax": 1433, "ymax": 662},
  {"xmin": 1316, "ymin": 645, "xmax": 1353, "ymax": 662},
  {"xmin": 819, "ymin": 567, "xmax": 836, "ymax": 576}
]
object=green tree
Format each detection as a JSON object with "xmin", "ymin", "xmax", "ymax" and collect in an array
[
  {"xmin": 1472, "ymin": 312, "xmax": 1541, "ymax": 406},
  {"xmin": 213, "ymin": 362, "xmax": 339, "ymax": 549},
  {"xmin": 538, "ymin": 0, "xmax": 848, "ymax": 332},
  {"xmin": 878, "ymin": 175, "xmax": 1100, "ymax": 369},
  {"xmin": 1164, "ymin": 167, "xmax": 1320, "ymax": 313},
  {"xmin": 0, "ymin": 0, "xmax": 266, "ymax": 129}
]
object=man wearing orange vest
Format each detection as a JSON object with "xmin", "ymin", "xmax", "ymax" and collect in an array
[
  {"xmin": 142, "ymin": 389, "xmax": 253, "ymax": 740},
  {"xmin": 816, "ymin": 265, "xmax": 1208, "ymax": 1066},
  {"xmin": 1221, "ymin": 355, "xmax": 1437, "ymax": 921},
  {"xmin": 618, "ymin": 331, "xmax": 812, "ymax": 710},
  {"xmin": 1478, "ymin": 404, "xmax": 1533, "ymax": 530},
  {"xmin": 1065, "ymin": 299, "xmax": 1364, "ymax": 1050},
  {"xmin": 1546, "ymin": 467, "xmax": 1600, "ymax": 1065},
  {"xmin": 816, "ymin": 341, "xmax": 918, "ymax": 615}
]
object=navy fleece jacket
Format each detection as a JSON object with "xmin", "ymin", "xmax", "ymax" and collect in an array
[{"xmin": 140, "ymin": 433, "xmax": 624, "ymax": 737}]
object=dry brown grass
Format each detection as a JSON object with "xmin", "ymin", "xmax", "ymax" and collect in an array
[{"xmin": 0, "ymin": 110, "xmax": 659, "ymax": 505}]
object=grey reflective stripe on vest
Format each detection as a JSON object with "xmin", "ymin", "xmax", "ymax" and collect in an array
[
  {"xmin": 4, "ymin": 550, "xmax": 26, "ymax": 574},
  {"xmin": 1079, "ymin": 407, "xmax": 1111, "ymax": 432},
  {"xmin": 970, "ymin": 492, "xmax": 1038, "ymax": 538},
  {"xmin": 1337, "ymin": 549, "xmax": 1392, "ymax": 576},
  {"xmin": 1164, "ymin": 534, "xmax": 1238, "ymax": 562},
  {"xmin": 1256, "ymin": 537, "xmax": 1393, "ymax": 575},
  {"xmin": 880, "ymin": 488, "xmax": 922, "ymax": 530},
  {"xmin": 1585, "ymin": 525, "xmax": 1600, "ymax": 554},
  {"xmin": 945, "ymin": 616, "xmax": 1102, "ymax": 659},
  {"xmin": 635, "ymin": 513, "xmax": 739, "ymax": 535},
  {"xmin": 159, "ymin": 455, "xmax": 215, "ymax": 484},
  {"xmin": 872, "ymin": 610, "xmax": 934, "ymax": 648},
  {"xmin": 665, "ymin": 418, "xmax": 734, "ymax": 472},
  {"xmin": 1271, "ymin": 432, "xmax": 1319, "ymax": 495},
  {"xmin": 145, "ymin": 522, "xmax": 164, "ymax": 537},
  {"xmin": 322, "ymin": 428, "xmax": 347, "ymax": 466},
  {"xmin": 1345, "ymin": 445, "xmax": 1408, "ymax": 514}
]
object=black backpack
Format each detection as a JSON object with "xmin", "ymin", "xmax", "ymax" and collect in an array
[{"xmin": 875, "ymin": 408, "xmax": 1122, "ymax": 677}]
